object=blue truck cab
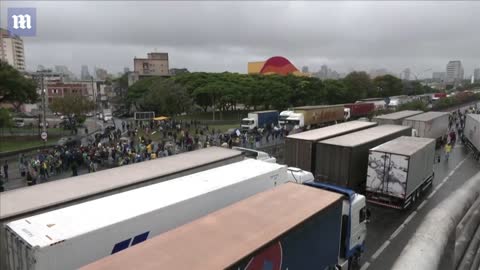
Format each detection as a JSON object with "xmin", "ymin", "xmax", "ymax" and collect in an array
[{"xmin": 304, "ymin": 181, "xmax": 367, "ymax": 270}]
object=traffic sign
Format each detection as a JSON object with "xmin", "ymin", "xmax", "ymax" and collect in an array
[{"xmin": 41, "ymin": 131, "xmax": 48, "ymax": 140}]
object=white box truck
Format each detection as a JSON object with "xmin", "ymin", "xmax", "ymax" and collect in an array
[
  {"xmin": 402, "ymin": 111, "xmax": 449, "ymax": 146},
  {"xmin": 463, "ymin": 114, "xmax": 480, "ymax": 160},
  {"xmin": 366, "ymin": 136, "xmax": 436, "ymax": 209},
  {"xmin": 4, "ymin": 159, "xmax": 313, "ymax": 270}
]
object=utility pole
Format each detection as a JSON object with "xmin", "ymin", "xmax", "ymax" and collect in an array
[
  {"xmin": 41, "ymin": 73, "xmax": 47, "ymax": 147},
  {"xmin": 91, "ymin": 76, "xmax": 97, "ymax": 129}
]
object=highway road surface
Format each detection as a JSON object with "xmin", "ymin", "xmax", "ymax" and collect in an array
[{"xmin": 360, "ymin": 142, "xmax": 480, "ymax": 270}]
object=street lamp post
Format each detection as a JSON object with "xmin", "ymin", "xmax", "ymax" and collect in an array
[
  {"xmin": 40, "ymin": 73, "xmax": 47, "ymax": 148},
  {"xmin": 91, "ymin": 76, "xmax": 97, "ymax": 129}
]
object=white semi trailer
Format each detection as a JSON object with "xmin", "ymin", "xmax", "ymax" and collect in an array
[{"xmin": 4, "ymin": 159, "xmax": 313, "ymax": 270}]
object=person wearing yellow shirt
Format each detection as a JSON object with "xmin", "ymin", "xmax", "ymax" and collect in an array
[
  {"xmin": 146, "ymin": 144, "xmax": 152, "ymax": 154},
  {"xmin": 444, "ymin": 143, "xmax": 452, "ymax": 161}
]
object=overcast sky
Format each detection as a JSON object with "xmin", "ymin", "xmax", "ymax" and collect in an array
[{"xmin": 2, "ymin": 1, "xmax": 479, "ymax": 77}]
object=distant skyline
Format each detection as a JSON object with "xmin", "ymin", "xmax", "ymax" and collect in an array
[{"xmin": 1, "ymin": 1, "xmax": 479, "ymax": 78}]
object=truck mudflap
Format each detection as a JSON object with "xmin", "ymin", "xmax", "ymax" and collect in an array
[{"xmin": 366, "ymin": 173, "xmax": 434, "ymax": 210}]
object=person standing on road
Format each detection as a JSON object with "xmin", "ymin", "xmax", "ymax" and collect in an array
[
  {"xmin": 3, "ymin": 160, "xmax": 8, "ymax": 181},
  {"xmin": 71, "ymin": 161, "xmax": 78, "ymax": 176},
  {"xmin": 444, "ymin": 143, "xmax": 452, "ymax": 161},
  {"xmin": 449, "ymin": 130, "xmax": 456, "ymax": 145}
]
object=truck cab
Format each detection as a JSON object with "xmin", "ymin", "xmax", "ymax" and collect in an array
[
  {"xmin": 344, "ymin": 108, "xmax": 351, "ymax": 121},
  {"xmin": 240, "ymin": 117, "xmax": 255, "ymax": 131},
  {"xmin": 232, "ymin": 147, "xmax": 277, "ymax": 163},
  {"xmin": 285, "ymin": 167, "xmax": 315, "ymax": 183},
  {"xmin": 304, "ymin": 181, "xmax": 367, "ymax": 270},
  {"xmin": 285, "ymin": 113, "xmax": 304, "ymax": 131},
  {"xmin": 278, "ymin": 110, "xmax": 294, "ymax": 128}
]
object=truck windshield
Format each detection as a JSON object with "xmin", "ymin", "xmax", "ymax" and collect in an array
[
  {"xmin": 241, "ymin": 120, "xmax": 254, "ymax": 125},
  {"xmin": 286, "ymin": 120, "xmax": 300, "ymax": 126},
  {"xmin": 279, "ymin": 115, "xmax": 289, "ymax": 121}
]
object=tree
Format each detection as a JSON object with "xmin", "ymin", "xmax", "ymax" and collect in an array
[
  {"xmin": 49, "ymin": 95, "xmax": 94, "ymax": 129},
  {"xmin": 374, "ymin": 75, "xmax": 403, "ymax": 97},
  {"xmin": 136, "ymin": 78, "xmax": 191, "ymax": 116},
  {"xmin": 0, "ymin": 108, "xmax": 12, "ymax": 128},
  {"xmin": 193, "ymin": 82, "xmax": 226, "ymax": 119},
  {"xmin": 0, "ymin": 62, "xmax": 38, "ymax": 112},
  {"xmin": 343, "ymin": 71, "xmax": 374, "ymax": 101},
  {"xmin": 397, "ymin": 100, "xmax": 427, "ymax": 111},
  {"xmin": 324, "ymin": 79, "xmax": 349, "ymax": 104}
]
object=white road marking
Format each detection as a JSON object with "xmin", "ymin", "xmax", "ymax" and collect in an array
[
  {"xmin": 403, "ymin": 211, "xmax": 417, "ymax": 225},
  {"xmin": 371, "ymin": 240, "xmax": 390, "ymax": 260},
  {"xmin": 434, "ymin": 182, "xmax": 444, "ymax": 191},
  {"xmin": 360, "ymin": 262, "xmax": 370, "ymax": 270},
  {"xmin": 390, "ymin": 224, "xmax": 405, "ymax": 240},
  {"xmin": 427, "ymin": 190, "xmax": 437, "ymax": 199},
  {"xmin": 417, "ymin": 200, "xmax": 428, "ymax": 210}
]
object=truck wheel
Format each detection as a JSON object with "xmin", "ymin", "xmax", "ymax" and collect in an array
[{"xmin": 348, "ymin": 254, "xmax": 360, "ymax": 270}]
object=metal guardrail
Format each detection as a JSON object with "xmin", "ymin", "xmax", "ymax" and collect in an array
[{"xmin": 392, "ymin": 172, "xmax": 480, "ymax": 270}]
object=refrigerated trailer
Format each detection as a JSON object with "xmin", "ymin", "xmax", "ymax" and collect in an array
[
  {"xmin": 4, "ymin": 160, "xmax": 310, "ymax": 270},
  {"xmin": 0, "ymin": 147, "xmax": 242, "ymax": 222},
  {"xmin": 0, "ymin": 147, "xmax": 243, "ymax": 269},
  {"xmin": 463, "ymin": 114, "xmax": 480, "ymax": 160},
  {"xmin": 315, "ymin": 125, "xmax": 412, "ymax": 192},
  {"xmin": 373, "ymin": 110, "xmax": 423, "ymax": 125},
  {"xmin": 366, "ymin": 136, "xmax": 436, "ymax": 209},
  {"xmin": 402, "ymin": 111, "xmax": 449, "ymax": 145},
  {"xmin": 81, "ymin": 182, "xmax": 368, "ymax": 270},
  {"xmin": 285, "ymin": 121, "xmax": 377, "ymax": 173}
]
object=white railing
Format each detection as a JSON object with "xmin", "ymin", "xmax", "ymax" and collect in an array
[{"xmin": 392, "ymin": 172, "xmax": 480, "ymax": 270}]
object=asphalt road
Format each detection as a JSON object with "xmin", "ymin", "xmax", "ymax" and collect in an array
[{"xmin": 361, "ymin": 143, "xmax": 480, "ymax": 270}]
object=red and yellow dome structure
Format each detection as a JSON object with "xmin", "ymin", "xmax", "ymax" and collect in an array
[{"xmin": 248, "ymin": 56, "xmax": 309, "ymax": 77}]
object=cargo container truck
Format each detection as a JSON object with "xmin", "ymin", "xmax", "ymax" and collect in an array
[
  {"xmin": 366, "ymin": 136, "xmax": 435, "ymax": 209},
  {"xmin": 81, "ymin": 182, "xmax": 367, "ymax": 270},
  {"xmin": 344, "ymin": 103, "xmax": 375, "ymax": 120},
  {"xmin": 315, "ymin": 125, "xmax": 412, "ymax": 192},
  {"xmin": 285, "ymin": 121, "xmax": 377, "ymax": 173},
  {"xmin": 0, "ymin": 147, "xmax": 243, "ymax": 270},
  {"xmin": 373, "ymin": 110, "xmax": 423, "ymax": 125},
  {"xmin": 402, "ymin": 111, "xmax": 449, "ymax": 145},
  {"xmin": 356, "ymin": 98, "xmax": 387, "ymax": 110},
  {"xmin": 241, "ymin": 110, "xmax": 279, "ymax": 130},
  {"xmin": 285, "ymin": 105, "xmax": 345, "ymax": 131},
  {"xmin": 462, "ymin": 114, "xmax": 480, "ymax": 160},
  {"xmin": 3, "ymin": 160, "xmax": 314, "ymax": 270}
]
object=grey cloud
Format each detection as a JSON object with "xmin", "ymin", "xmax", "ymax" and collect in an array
[{"xmin": 2, "ymin": 1, "xmax": 479, "ymax": 76}]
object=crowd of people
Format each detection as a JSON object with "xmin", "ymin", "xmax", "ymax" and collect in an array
[
  {"xmin": 443, "ymin": 107, "xmax": 477, "ymax": 161},
  {"xmin": 0, "ymin": 118, "xmax": 283, "ymax": 191},
  {"xmin": 5, "ymin": 104, "xmax": 475, "ymax": 191}
]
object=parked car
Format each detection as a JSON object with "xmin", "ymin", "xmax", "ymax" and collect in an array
[
  {"xmin": 38, "ymin": 121, "xmax": 49, "ymax": 128},
  {"xmin": 13, "ymin": 118, "xmax": 25, "ymax": 128},
  {"xmin": 103, "ymin": 113, "xmax": 113, "ymax": 122}
]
